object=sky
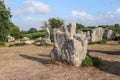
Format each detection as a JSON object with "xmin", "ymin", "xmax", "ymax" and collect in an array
[{"xmin": 4, "ymin": 0, "xmax": 120, "ymax": 30}]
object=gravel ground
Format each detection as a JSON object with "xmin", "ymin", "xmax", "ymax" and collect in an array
[{"xmin": 0, "ymin": 41, "xmax": 120, "ymax": 80}]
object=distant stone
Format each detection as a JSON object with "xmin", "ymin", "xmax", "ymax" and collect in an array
[
  {"xmin": 24, "ymin": 40, "xmax": 34, "ymax": 45},
  {"xmin": 41, "ymin": 27, "xmax": 52, "ymax": 45},
  {"xmin": 104, "ymin": 30, "xmax": 116, "ymax": 40},
  {"xmin": 7, "ymin": 34, "xmax": 15, "ymax": 42},
  {"xmin": 50, "ymin": 22, "xmax": 88, "ymax": 67},
  {"xmin": 90, "ymin": 27, "xmax": 104, "ymax": 42},
  {"xmin": 22, "ymin": 37, "xmax": 30, "ymax": 41}
]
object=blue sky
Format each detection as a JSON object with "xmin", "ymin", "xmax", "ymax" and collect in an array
[{"xmin": 4, "ymin": 0, "xmax": 120, "ymax": 30}]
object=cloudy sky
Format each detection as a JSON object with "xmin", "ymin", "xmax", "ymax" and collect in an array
[{"xmin": 4, "ymin": 0, "xmax": 120, "ymax": 30}]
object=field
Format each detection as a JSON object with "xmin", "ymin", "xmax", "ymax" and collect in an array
[{"xmin": 0, "ymin": 41, "xmax": 120, "ymax": 80}]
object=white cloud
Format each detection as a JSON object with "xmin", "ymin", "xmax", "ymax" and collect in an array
[
  {"xmin": 13, "ymin": 0, "xmax": 51, "ymax": 15},
  {"xmin": 66, "ymin": 8, "xmax": 120, "ymax": 26}
]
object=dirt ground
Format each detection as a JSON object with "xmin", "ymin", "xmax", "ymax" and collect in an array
[{"xmin": 0, "ymin": 41, "xmax": 120, "ymax": 80}]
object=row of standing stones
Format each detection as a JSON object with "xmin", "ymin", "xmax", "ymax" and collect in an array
[
  {"xmin": 7, "ymin": 22, "xmax": 116, "ymax": 67},
  {"xmin": 50, "ymin": 22, "xmax": 116, "ymax": 67}
]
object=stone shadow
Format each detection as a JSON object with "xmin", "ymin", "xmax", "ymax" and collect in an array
[
  {"xmin": 98, "ymin": 60, "xmax": 120, "ymax": 76},
  {"xmin": 20, "ymin": 54, "xmax": 51, "ymax": 64},
  {"xmin": 89, "ymin": 50, "xmax": 120, "ymax": 55}
]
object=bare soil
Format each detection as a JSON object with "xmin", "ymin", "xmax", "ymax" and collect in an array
[{"xmin": 0, "ymin": 41, "xmax": 120, "ymax": 80}]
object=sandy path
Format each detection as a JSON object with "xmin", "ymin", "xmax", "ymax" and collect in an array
[{"xmin": 0, "ymin": 41, "xmax": 120, "ymax": 80}]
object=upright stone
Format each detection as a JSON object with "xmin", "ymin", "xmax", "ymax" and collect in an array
[
  {"xmin": 50, "ymin": 22, "xmax": 88, "ymax": 67},
  {"xmin": 41, "ymin": 27, "xmax": 52, "ymax": 45},
  {"xmin": 90, "ymin": 27, "xmax": 104, "ymax": 42},
  {"xmin": 104, "ymin": 30, "xmax": 116, "ymax": 40}
]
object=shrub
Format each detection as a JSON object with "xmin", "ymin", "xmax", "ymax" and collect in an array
[
  {"xmin": 115, "ymin": 36, "xmax": 120, "ymax": 41},
  {"xmin": 82, "ymin": 55, "xmax": 101, "ymax": 67},
  {"xmin": 0, "ymin": 41, "xmax": 5, "ymax": 47},
  {"xmin": 9, "ymin": 42, "xmax": 26, "ymax": 47},
  {"xmin": 22, "ymin": 32, "xmax": 45, "ymax": 39}
]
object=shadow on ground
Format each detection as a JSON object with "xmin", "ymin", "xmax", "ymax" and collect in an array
[
  {"xmin": 98, "ymin": 60, "xmax": 120, "ymax": 76},
  {"xmin": 20, "ymin": 54, "xmax": 51, "ymax": 64},
  {"xmin": 89, "ymin": 50, "xmax": 120, "ymax": 55}
]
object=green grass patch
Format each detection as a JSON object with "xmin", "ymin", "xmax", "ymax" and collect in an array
[
  {"xmin": 0, "ymin": 41, "xmax": 5, "ymax": 47},
  {"xmin": 82, "ymin": 55, "xmax": 101, "ymax": 67},
  {"xmin": 22, "ymin": 32, "xmax": 45, "ymax": 39},
  {"xmin": 90, "ymin": 39, "xmax": 107, "ymax": 44},
  {"xmin": 9, "ymin": 42, "xmax": 26, "ymax": 47}
]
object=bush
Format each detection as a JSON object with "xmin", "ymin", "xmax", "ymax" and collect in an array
[
  {"xmin": 82, "ymin": 55, "xmax": 101, "ymax": 67},
  {"xmin": 0, "ymin": 41, "xmax": 5, "ymax": 47},
  {"xmin": 9, "ymin": 42, "xmax": 26, "ymax": 47},
  {"xmin": 22, "ymin": 32, "xmax": 45, "ymax": 39},
  {"xmin": 115, "ymin": 36, "xmax": 120, "ymax": 41}
]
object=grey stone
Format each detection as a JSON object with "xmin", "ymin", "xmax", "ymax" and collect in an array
[
  {"xmin": 22, "ymin": 37, "xmax": 30, "ymax": 41},
  {"xmin": 7, "ymin": 34, "xmax": 15, "ymax": 42},
  {"xmin": 41, "ymin": 27, "xmax": 52, "ymax": 45},
  {"xmin": 90, "ymin": 27, "xmax": 104, "ymax": 42},
  {"xmin": 104, "ymin": 30, "xmax": 116, "ymax": 40},
  {"xmin": 50, "ymin": 22, "xmax": 88, "ymax": 67}
]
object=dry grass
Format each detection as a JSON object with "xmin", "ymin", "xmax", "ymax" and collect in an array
[{"xmin": 0, "ymin": 41, "xmax": 120, "ymax": 80}]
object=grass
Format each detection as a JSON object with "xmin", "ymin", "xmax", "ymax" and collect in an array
[
  {"xmin": 22, "ymin": 32, "xmax": 45, "ymax": 39},
  {"xmin": 0, "ymin": 41, "xmax": 5, "ymax": 47},
  {"xmin": 9, "ymin": 42, "xmax": 26, "ymax": 47},
  {"xmin": 90, "ymin": 39, "xmax": 107, "ymax": 44}
]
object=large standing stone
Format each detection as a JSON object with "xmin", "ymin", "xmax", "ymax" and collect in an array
[
  {"xmin": 50, "ymin": 22, "xmax": 88, "ymax": 67},
  {"xmin": 7, "ymin": 34, "xmax": 15, "ymax": 42},
  {"xmin": 104, "ymin": 30, "xmax": 116, "ymax": 40},
  {"xmin": 90, "ymin": 27, "xmax": 104, "ymax": 42},
  {"xmin": 41, "ymin": 27, "xmax": 52, "ymax": 45}
]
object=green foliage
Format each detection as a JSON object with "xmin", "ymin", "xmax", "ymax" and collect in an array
[
  {"xmin": 9, "ymin": 42, "xmax": 26, "ymax": 47},
  {"xmin": 28, "ymin": 27, "xmax": 37, "ymax": 33},
  {"xmin": 22, "ymin": 32, "xmax": 45, "ymax": 39},
  {"xmin": 9, "ymin": 27, "xmax": 21, "ymax": 39},
  {"xmin": 50, "ymin": 33, "xmax": 54, "ymax": 42},
  {"xmin": 76, "ymin": 23, "xmax": 85, "ymax": 29},
  {"xmin": 0, "ymin": 0, "xmax": 20, "ymax": 41},
  {"xmin": 0, "ymin": 41, "xmax": 5, "ymax": 47},
  {"xmin": 82, "ymin": 55, "xmax": 101, "ymax": 66},
  {"xmin": 48, "ymin": 17, "xmax": 64, "ymax": 29},
  {"xmin": 115, "ymin": 36, "xmax": 120, "ymax": 41},
  {"xmin": 82, "ymin": 55, "xmax": 93, "ymax": 66}
]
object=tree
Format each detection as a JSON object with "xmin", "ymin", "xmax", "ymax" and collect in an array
[
  {"xmin": 76, "ymin": 23, "xmax": 85, "ymax": 29},
  {"xmin": 0, "ymin": 0, "xmax": 20, "ymax": 41},
  {"xmin": 9, "ymin": 27, "xmax": 21, "ymax": 39},
  {"xmin": 28, "ymin": 27, "xmax": 37, "ymax": 33},
  {"xmin": 48, "ymin": 17, "xmax": 64, "ymax": 29}
]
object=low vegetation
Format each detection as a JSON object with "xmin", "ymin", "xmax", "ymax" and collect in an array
[
  {"xmin": 0, "ymin": 41, "xmax": 5, "ymax": 47},
  {"xmin": 8, "ymin": 42, "xmax": 26, "ymax": 47},
  {"xmin": 90, "ymin": 39, "xmax": 107, "ymax": 44},
  {"xmin": 82, "ymin": 55, "xmax": 101, "ymax": 67},
  {"xmin": 22, "ymin": 32, "xmax": 45, "ymax": 39}
]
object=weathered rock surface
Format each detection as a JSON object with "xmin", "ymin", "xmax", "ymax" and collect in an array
[
  {"xmin": 7, "ymin": 34, "xmax": 15, "ymax": 42},
  {"xmin": 89, "ymin": 27, "xmax": 104, "ymax": 42},
  {"xmin": 104, "ymin": 30, "xmax": 116, "ymax": 40},
  {"xmin": 41, "ymin": 28, "xmax": 52, "ymax": 45},
  {"xmin": 50, "ymin": 22, "xmax": 88, "ymax": 67}
]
